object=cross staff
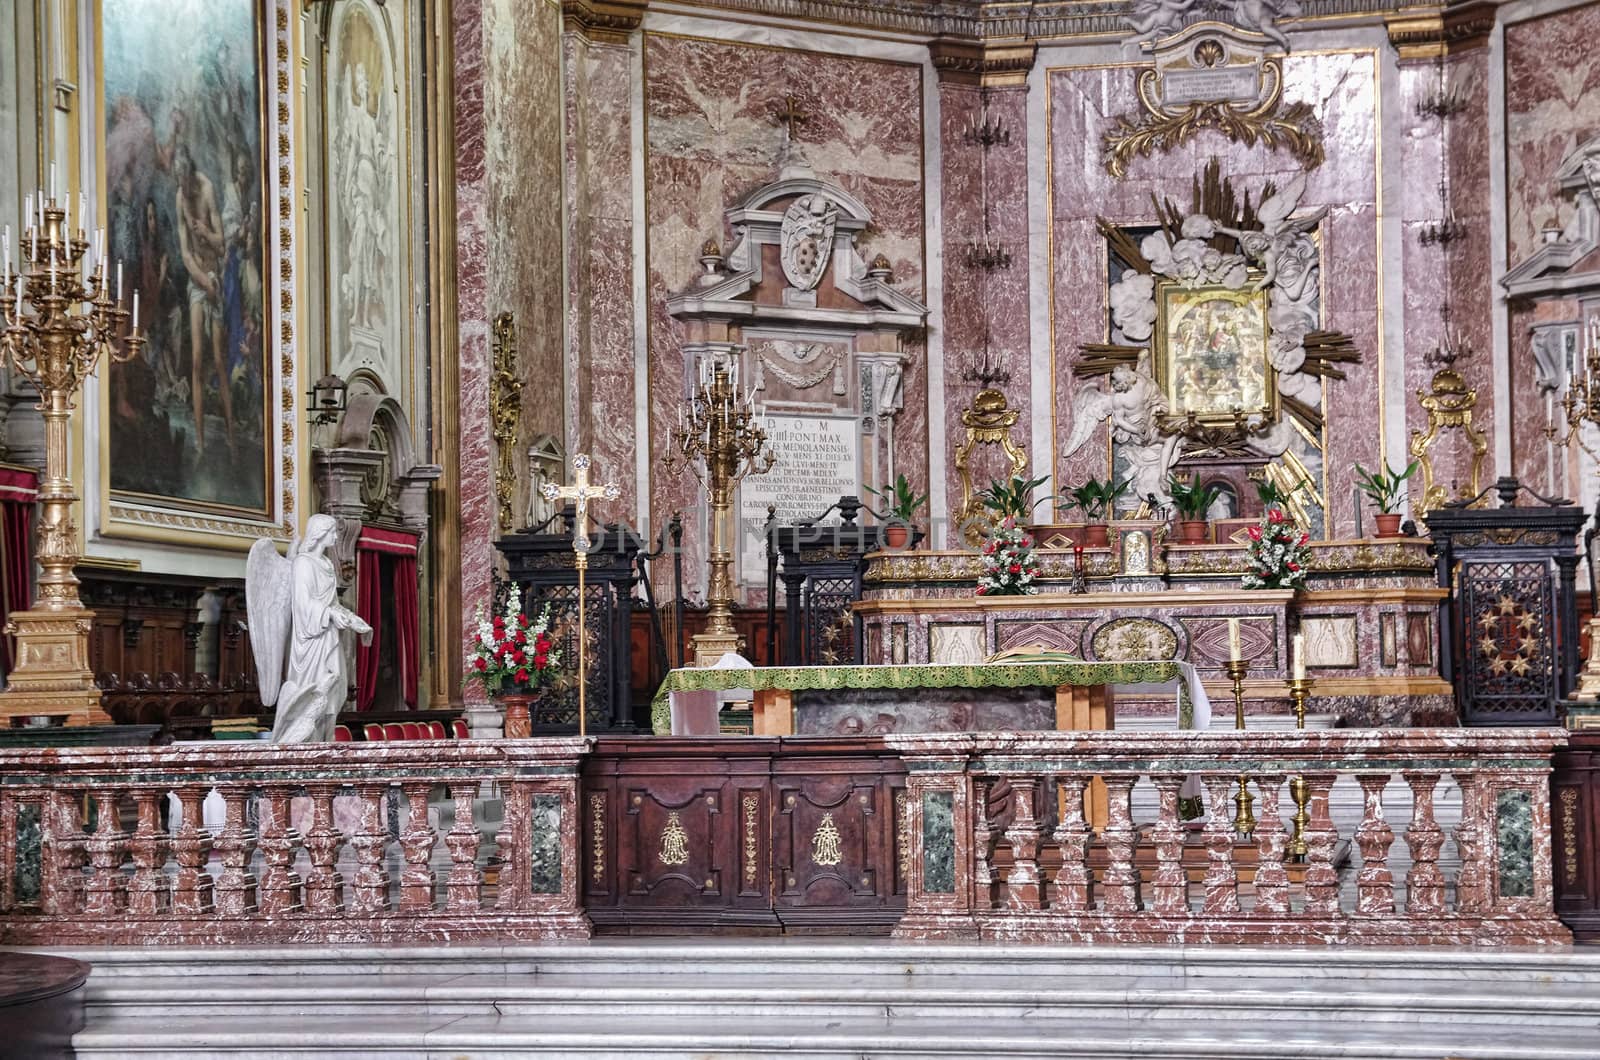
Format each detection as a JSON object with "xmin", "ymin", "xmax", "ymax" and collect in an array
[{"xmin": 541, "ymin": 454, "xmax": 619, "ymax": 737}]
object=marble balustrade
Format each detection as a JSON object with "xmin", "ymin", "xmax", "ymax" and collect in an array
[
  {"xmin": 890, "ymin": 728, "xmax": 1571, "ymax": 946},
  {"xmin": 0, "ymin": 740, "xmax": 590, "ymax": 945}
]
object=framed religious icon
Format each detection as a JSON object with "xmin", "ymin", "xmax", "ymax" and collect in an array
[
  {"xmin": 101, "ymin": 0, "xmax": 271, "ymax": 520},
  {"xmin": 1154, "ymin": 282, "xmax": 1277, "ymax": 428}
]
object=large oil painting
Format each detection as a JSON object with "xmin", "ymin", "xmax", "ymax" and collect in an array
[
  {"xmin": 1156, "ymin": 284, "xmax": 1275, "ymax": 427},
  {"xmin": 103, "ymin": 0, "xmax": 268, "ymax": 516}
]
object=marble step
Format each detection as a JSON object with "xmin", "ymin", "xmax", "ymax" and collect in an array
[
  {"xmin": 68, "ymin": 1011, "xmax": 1600, "ymax": 1060},
  {"xmin": 80, "ymin": 970, "xmax": 1600, "ymax": 1028}
]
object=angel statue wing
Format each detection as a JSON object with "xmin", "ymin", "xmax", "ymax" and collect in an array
[
  {"xmin": 1061, "ymin": 381, "xmax": 1115, "ymax": 460},
  {"xmin": 245, "ymin": 536, "xmax": 295, "ymax": 707},
  {"xmin": 1255, "ymin": 172, "xmax": 1307, "ymax": 235}
]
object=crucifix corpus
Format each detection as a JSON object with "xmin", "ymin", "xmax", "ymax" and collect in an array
[{"xmin": 540, "ymin": 453, "xmax": 619, "ymax": 737}]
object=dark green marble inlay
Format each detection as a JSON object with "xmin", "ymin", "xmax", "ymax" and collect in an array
[
  {"xmin": 529, "ymin": 794, "xmax": 563, "ymax": 895},
  {"xmin": 922, "ymin": 790, "xmax": 955, "ymax": 894},
  {"xmin": 14, "ymin": 802, "xmax": 40, "ymax": 904},
  {"xmin": 1496, "ymin": 788, "xmax": 1534, "ymax": 899}
]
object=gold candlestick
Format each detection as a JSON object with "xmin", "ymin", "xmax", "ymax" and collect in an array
[
  {"xmin": 662, "ymin": 360, "xmax": 776, "ymax": 666},
  {"xmin": 0, "ymin": 191, "xmax": 143, "ymax": 726},
  {"xmin": 1286, "ymin": 675, "xmax": 1315, "ymax": 860},
  {"xmin": 1225, "ymin": 657, "xmax": 1254, "ymax": 836}
]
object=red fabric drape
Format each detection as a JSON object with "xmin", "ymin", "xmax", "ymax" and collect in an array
[
  {"xmin": 0, "ymin": 467, "xmax": 38, "ymax": 678},
  {"xmin": 353, "ymin": 526, "xmax": 420, "ymax": 711}
]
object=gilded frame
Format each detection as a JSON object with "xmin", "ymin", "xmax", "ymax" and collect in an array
[
  {"xmin": 95, "ymin": 0, "xmax": 297, "ymax": 547},
  {"xmin": 1152, "ymin": 279, "xmax": 1277, "ymax": 428}
]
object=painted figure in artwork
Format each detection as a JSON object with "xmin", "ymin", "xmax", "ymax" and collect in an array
[
  {"xmin": 247, "ymin": 515, "xmax": 374, "ymax": 744},
  {"xmin": 337, "ymin": 60, "xmax": 390, "ymax": 335},
  {"xmin": 174, "ymin": 144, "xmax": 235, "ymax": 456}
]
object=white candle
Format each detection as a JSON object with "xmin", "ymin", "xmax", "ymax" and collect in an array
[
  {"xmin": 116, "ymin": 261, "xmax": 122, "ymax": 301},
  {"xmin": 2, "ymin": 225, "xmax": 8, "ymax": 277},
  {"xmin": 49, "ymin": 161, "xmax": 56, "ymax": 203},
  {"xmin": 62, "ymin": 191, "xmax": 69, "ymax": 238},
  {"xmin": 22, "ymin": 197, "xmax": 30, "ymax": 235},
  {"xmin": 132, "ymin": 289, "xmax": 139, "ymax": 331},
  {"xmin": 1292, "ymin": 632, "xmax": 1306, "ymax": 680},
  {"xmin": 1227, "ymin": 617, "xmax": 1241, "ymax": 662}
]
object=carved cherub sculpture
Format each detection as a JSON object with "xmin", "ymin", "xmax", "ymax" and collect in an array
[
  {"xmin": 1062, "ymin": 359, "xmax": 1183, "ymax": 506},
  {"xmin": 1214, "ymin": 173, "xmax": 1327, "ymax": 296},
  {"xmin": 247, "ymin": 514, "xmax": 374, "ymax": 744},
  {"xmin": 1123, "ymin": 0, "xmax": 1201, "ymax": 44}
]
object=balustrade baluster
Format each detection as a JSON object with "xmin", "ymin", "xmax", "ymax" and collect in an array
[
  {"xmin": 1403, "ymin": 772, "xmax": 1446, "ymax": 915},
  {"xmin": 495, "ymin": 781, "xmax": 534, "ymax": 911},
  {"xmin": 40, "ymin": 791, "xmax": 87, "ymax": 916},
  {"xmin": 348, "ymin": 784, "xmax": 392, "ymax": 913},
  {"xmin": 256, "ymin": 787, "xmax": 303, "ymax": 916},
  {"xmin": 168, "ymin": 787, "xmax": 213, "ymax": 915},
  {"xmin": 301, "ymin": 785, "xmax": 345, "ymax": 914},
  {"xmin": 1003, "ymin": 777, "xmax": 1044, "ymax": 910},
  {"xmin": 1251, "ymin": 774, "xmax": 1290, "ymax": 916},
  {"xmin": 1100, "ymin": 776, "xmax": 1140, "ymax": 914},
  {"xmin": 445, "ymin": 782, "xmax": 483, "ymax": 912},
  {"xmin": 211, "ymin": 788, "xmax": 257, "ymax": 916},
  {"xmin": 1148, "ymin": 775, "xmax": 1188, "ymax": 915},
  {"xmin": 1453, "ymin": 773, "xmax": 1489, "ymax": 914},
  {"xmin": 1301, "ymin": 773, "xmax": 1341, "ymax": 916},
  {"xmin": 1051, "ymin": 775, "xmax": 1092, "ymax": 910},
  {"xmin": 1355, "ymin": 774, "xmax": 1396, "ymax": 916},
  {"xmin": 125, "ymin": 790, "xmax": 169, "ymax": 916},
  {"xmin": 82, "ymin": 789, "xmax": 128, "ymax": 916},
  {"xmin": 972, "ymin": 779, "xmax": 997, "ymax": 910},
  {"xmin": 1201, "ymin": 775, "xmax": 1240, "ymax": 915},
  {"xmin": 399, "ymin": 783, "xmax": 438, "ymax": 911}
]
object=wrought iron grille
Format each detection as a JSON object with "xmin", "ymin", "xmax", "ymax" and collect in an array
[{"xmin": 1459, "ymin": 561, "xmax": 1556, "ymax": 722}]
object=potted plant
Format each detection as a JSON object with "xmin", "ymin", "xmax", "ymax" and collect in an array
[
  {"xmin": 463, "ymin": 596, "xmax": 564, "ymax": 739},
  {"xmin": 1167, "ymin": 473, "xmax": 1222, "ymax": 545},
  {"xmin": 1353, "ymin": 460, "xmax": 1417, "ymax": 538},
  {"xmin": 979, "ymin": 474, "xmax": 1052, "ymax": 526},
  {"xmin": 864, "ymin": 473, "xmax": 928, "ymax": 550},
  {"xmin": 1061, "ymin": 476, "xmax": 1130, "ymax": 548}
]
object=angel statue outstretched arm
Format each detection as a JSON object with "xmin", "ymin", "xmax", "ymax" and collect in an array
[{"xmin": 247, "ymin": 514, "xmax": 373, "ymax": 745}]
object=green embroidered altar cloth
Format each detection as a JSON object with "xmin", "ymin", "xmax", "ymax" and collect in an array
[{"xmin": 650, "ymin": 659, "xmax": 1208, "ymax": 735}]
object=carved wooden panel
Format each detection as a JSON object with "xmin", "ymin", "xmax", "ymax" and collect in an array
[{"xmin": 1553, "ymin": 732, "xmax": 1600, "ymax": 942}]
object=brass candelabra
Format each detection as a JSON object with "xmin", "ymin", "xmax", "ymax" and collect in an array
[
  {"xmin": 1548, "ymin": 330, "xmax": 1600, "ymax": 700},
  {"xmin": 1225, "ymin": 657, "xmax": 1255, "ymax": 837},
  {"xmin": 1287, "ymin": 675, "xmax": 1315, "ymax": 860},
  {"xmin": 662, "ymin": 359, "xmax": 775, "ymax": 666},
  {"xmin": 0, "ymin": 186, "xmax": 142, "ymax": 725}
]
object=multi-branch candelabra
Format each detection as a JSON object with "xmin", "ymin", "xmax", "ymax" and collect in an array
[
  {"xmin": 0, "ymin": 182, "xmax": 143, "ymax": 725},
  {"xmin": 1549, "ymin": 327, "xmax": 1600, "ymax": 700},
  {"xmin": 662, "ymin": 359, "xmax": 775, "ymax": 666}
]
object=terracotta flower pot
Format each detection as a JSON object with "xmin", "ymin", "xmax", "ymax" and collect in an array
[
  {"xmin": 1079, "ymin": 523, "xmax": 1110, "ymax": 548},
  {"xmin": 500, "ymin": 692, "xmax": 534, "ymax": 739},
  {"xmin": 1374, "ymin": 513, "xmax": 1404, "ymax": 538},
  {"xmin": 1175, "ymin": 519, "xmax": 1209, "ymax": 545},
  {"xmin": 882, "ymin": 524, "xmax": 912, "ymax": 550}
]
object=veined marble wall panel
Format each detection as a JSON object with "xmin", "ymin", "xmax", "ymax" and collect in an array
[
  {"xmin": 564, "ymin": 34, "xmax": 638, "ymax": 521},
  {"xmin": 1503, "ymin": 2, "xmax": 1600, "ymax": 492},
  {"xmin": 939, "ymin": 84, "xmax": 986, "ymax": 516},
  {"xmin": 644, "ymin": 33, "xmax": 928, "ymax": 599},
  {"xmin": 1048, "ymin": 50, "xmax": 1383, "ymax": 539}
]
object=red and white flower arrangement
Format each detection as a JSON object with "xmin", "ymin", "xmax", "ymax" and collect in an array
[
  {"xmin": 463, "ymin": 597, "xmax": 563, "ymax": 696},
  {"xmin": 1241, "ymin": 507, "xmax": 1311, "ymax": 590},
  {"xmin": 977, "ymin": 516, "xmax": 1040, "ymax": 596}
]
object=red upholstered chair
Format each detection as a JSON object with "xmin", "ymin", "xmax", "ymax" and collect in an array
[
  {"xmin": 451, "ymin": 719, "xmax": 469, "ymax": 739},
  {"xmin": 401, "ymin": 722, "xmax": 422, "ymax": 740},
  {"xmin": 363, "ymin": 723, "xmax": 386, "ymax": 741},
  {"xmin": 427, "ymin": 720, "xmax": 447, "ymax": 740},
  {"xmin": 334, "ymin": 724, "xmax": 353, "ymax": 742},
  {"xmin": 384, "ymin": 722, "xmax": 406, "ymax": 741}
]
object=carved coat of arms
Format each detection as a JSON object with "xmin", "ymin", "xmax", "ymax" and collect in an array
[{"xmin": 780, "ymin": 193, "xmax": 839, "ymax": 291}]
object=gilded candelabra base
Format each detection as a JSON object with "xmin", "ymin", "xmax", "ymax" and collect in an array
[
  {"xmin": 1574, "ymin": 616, "xmax": 1600, "ymax": 700},
  {"xmin": 1286, "ymin": 676, "xmax": 1315, "ymax": 860},
  {"xmin": 0, "ymin": 607, "xmax": 109, "ymax": 726},
  {"xmin": 691, "ymin": 629, "xmax": 745, "ymax": 668},
  {"xmin": 1224, "ymin": 659, "xmax": 1253, "ymax": 836}
]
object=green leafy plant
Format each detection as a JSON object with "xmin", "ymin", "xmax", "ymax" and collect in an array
[
  {"xmin": 1353, "ymin": 460, "xmax": 1418, "ymax": 514},
  {"xmin": 863, "ymin": 474, "xmax": 928, "ymax": 522},
  {"xmin": 1060, "ymin": 476, "xmax": 1131, "ymax": 522},
  {"xmin": 1167, "ymin": 473, "xmax": 1222, "ymax": 520},
  {"xmin": 980, "ymin": 474, "xmax": 1052, "ymax": 522}
]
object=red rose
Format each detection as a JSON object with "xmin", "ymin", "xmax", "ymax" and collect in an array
[
  {"xmin": 1287, "ymin": 561, "xmax": 1300, "ymax": 571},
  {"xmin": 474, "ymin": 658, "xmax": 487, "ymax": 672},
  {"xmin": 492, "ymin": 616, "xmax": 505, "ymax": 630},
  {"xmin": 983, "ymin": 541, "xmax": 995, "ymax": 554},
  {"xmin": 515, "ymin": 629, "xmax": 527, "ymax": 645},
  {"xmin": 1021, "ymin": 536, "xmax": 1033, "ymax": 548},
  {"xmin": 1268, "ymin": 509, "xmax": 1284, "ymax": 524},
  {"xmin": 1247, "ymin": 526, "xmax": 1263, "ymax": 542},
  {"xmin": 534, "ymin": 654, "xmax": 548, "ymax": 669},
  {"xmin": 1298, "ymin": 532, "xmax": 1310, "ymax": 546},
  {"xmin": 515, "ymin": 668, "xmax": 529, "ymax": 684},
  {"xmin": 976, "ymin": 586, "xmax": 988, "ymax": 595},
  {"xmin": 519, "ymin": 613, "xmax": 530, "ymax": 627},
  {"xmin": 535, "ymin": 634, "xmax": 550, "ymax": 652},
  {"xmin": 1009, "ymin": 563, "xmax": 1021, "ymax": 574}
]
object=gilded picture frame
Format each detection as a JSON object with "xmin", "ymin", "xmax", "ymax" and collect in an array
[
  {"xmin": 98, "ymin": 0, "xmax": 282, "ymax": 540},
  {"xmin": 1153, "ymin": 280, "xmax": 1277, "ymax": 428}
]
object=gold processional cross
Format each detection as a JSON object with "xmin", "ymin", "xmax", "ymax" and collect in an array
[{"xmin": 541, "ymin": 454, "xmax": 619, "ymax": 737}]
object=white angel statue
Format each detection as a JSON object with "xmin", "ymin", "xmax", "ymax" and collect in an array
[
  {"xmin": 1061, "ymin": 360, "xmax": 1183, "ymax": 507},
  {"xmin": 247, "ymin": 514, "xmax": 373, "ymax": 744},
  {"xmin": 1214, "ymin": 173, "xmax": 1328, "ymax": 295}
]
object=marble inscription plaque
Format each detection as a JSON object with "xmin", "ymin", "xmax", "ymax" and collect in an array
[{"xmin": 739, "ymin": 414, "xmax": 860, "ymax": 581}]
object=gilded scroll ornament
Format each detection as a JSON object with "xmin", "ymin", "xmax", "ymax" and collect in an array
[
  {"xmin": 489, "ymin": 313, "xmax": 523, "ymax": 534},
  {"xmin": 658, "ymin": 811, "xmax": 690, "ymax": 866},
  {"xmin": 1408, "ymin": 367, "xmax": 1487, "ymax": 512},
  {"xmin": 811, "ymin": 812, "xmax": 844, "ymax": 867},
  {"xmin": 742, "ymin": 794, "xmax": 759, "ymax": 887},
  {"xmin": 589, "ymin": 793, "xmax": 606, "ymax": 885},
  {"xmin": 953, "ymin": 388, "xmax": 1028, "ymax": 545}
]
